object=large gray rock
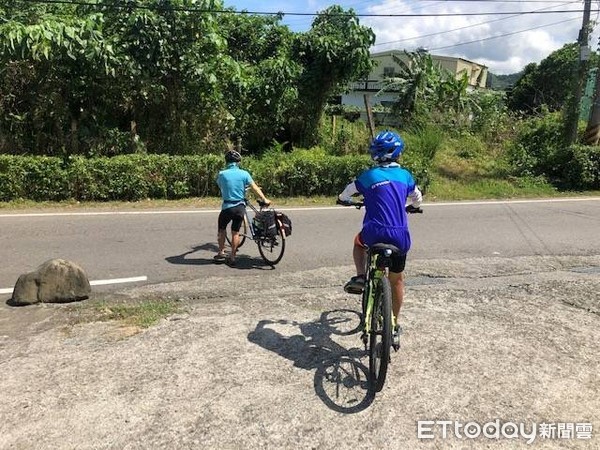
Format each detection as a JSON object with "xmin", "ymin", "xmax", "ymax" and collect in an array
[{"xmin": 11, "ymin": 259, "xmax": 91, "ymax": 305}]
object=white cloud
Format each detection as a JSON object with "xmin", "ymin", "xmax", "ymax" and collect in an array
[
  {"xmin": 360, "ymin": 0, "xmax": 584, "ymax": 74},
  {"xmin": 226, "ymin": 0, "xmax": 595, "ymax": 74}
]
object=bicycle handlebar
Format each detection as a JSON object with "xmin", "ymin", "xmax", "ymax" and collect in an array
[
  {"xmin": 405, "ymin": 204, "xmax": 424, "ymax": 214},
  {"xmin": 245, "ymin": 198, "xmax": 271, "ymax": 209},
  {"xmin": 336, "ymin": 198, "xmax": 423, "ymax": 214},
  {"xmin": 336, "ymin": 198, "xmax": 364, "ymax": 209}
]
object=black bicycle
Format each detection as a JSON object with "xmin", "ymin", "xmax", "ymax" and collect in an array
[
  {"xmin": 337, "ymin": 198, "xmax": 422, "ymax": 392},
  {"xmin": 226, "ymin": 198, "xmax": 286, "ymax": 265}
]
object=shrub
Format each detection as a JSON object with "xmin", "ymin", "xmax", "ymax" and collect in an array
[
  {"xmin": 507, "ymin": 112, "xmax": 568, "ymax": 179},
  {"xmin": 563, "ymin": 145, "xmax": 600, "ymax": 189},
  {"xmin": 0, "ymin": 155, "xmax": 70, "ymax": 201},
  {"xmin": 0, "ymin": 148, "xmax": 435, "ymax": 202}
]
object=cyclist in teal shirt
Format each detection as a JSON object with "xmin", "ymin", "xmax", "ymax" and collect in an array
[{"xmin": 215, "ymin": 150, "xmax": 270, "ymax": 266}]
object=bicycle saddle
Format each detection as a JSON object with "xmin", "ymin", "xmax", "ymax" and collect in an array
[{"xmin": 370, "ymin": 243, "xmax": 401, "ymax": 254}]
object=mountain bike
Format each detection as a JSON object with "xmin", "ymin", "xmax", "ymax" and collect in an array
[
  {"xmin": 225, "ymin": 198, "xmax": 286, "ymax": 266},
  {"xmin": 337, "ymin": 198, "xmax": 422, "ymax": 392}
]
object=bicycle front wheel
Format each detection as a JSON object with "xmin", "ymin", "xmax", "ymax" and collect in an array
[
  {"xmin": 369, "ymin": 275, "xmax": 392, "ymax": 392},
  {"xmin": 257, "ymin": 224, "xmax": 286, "ymax": 266},
  {"xmin": 226, "ymin": 216, "xmax": 247, "ymax": 249}
]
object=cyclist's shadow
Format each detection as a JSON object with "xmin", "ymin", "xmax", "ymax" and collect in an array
[
  {"xmin": 247, "ymin": 310, "xmax": 375, "ymax": 413},
  {"xmin": 165, "ymin": 244, "xmax": 272, "ymax": 270}
]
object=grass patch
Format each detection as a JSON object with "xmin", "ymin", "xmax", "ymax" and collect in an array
[
  {"xmin": 74, "ymin": 298, "xmax": 182, "ymax": 328},
  {"xmin": 428, "ymin": 175, "xmax": 559, "ymax": 200},
  {"xmin": 428, "ymin": 132, "xmax": 600, "ymax": 200},
  {"xmin": 0, "ymin": 195, "xmax": 342, "ymax": 210}
]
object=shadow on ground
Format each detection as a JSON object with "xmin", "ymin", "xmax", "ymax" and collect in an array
[
  {"xmin": 165, "ymin": 243, "xmax": 273, "ymax": 271},
  {"xmin": 248, "ymin": 309, "xmax": 375, "ymax": 413}
]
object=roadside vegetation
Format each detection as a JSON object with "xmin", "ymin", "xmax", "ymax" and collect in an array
[
  {"xmin": 69, "ymin": 297, "xmax": 183, "ymax": 329},
  {"xmin": 1, "ymin": 1, "xmax": 599, "ymax": 205}
]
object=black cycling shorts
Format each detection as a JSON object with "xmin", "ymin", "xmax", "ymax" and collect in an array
[
  {"xmin": 356, "ymin": 232, "xmax": 407, "ymax": 273},
  {"xmin": 218, "ymin": 204, "xmax": 245, "ymax": 232}
]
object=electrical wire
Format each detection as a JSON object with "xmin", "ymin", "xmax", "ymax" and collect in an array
[
  {"xmin": 372, "ymin": 0, "xmax": 579, "ymax": 46},
  {"xmin": 427, "ymin": 15, "xmax": 579, "ymax": 50},
  {"xmin": 15, "ymin": 0, "xmax": 598, "ymax": 17}
]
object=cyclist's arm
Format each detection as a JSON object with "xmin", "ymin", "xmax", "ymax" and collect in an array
[
  {"xmin": 249, "ymin": 182, "xmax": 270, "ymax": 205},
  {"xmin": 408, "ymin": 185, "xmax": 423, "ymax": 208},
  {"xmin": 338, "ymin": 182, "xmax": 359, "ymax": 203}
]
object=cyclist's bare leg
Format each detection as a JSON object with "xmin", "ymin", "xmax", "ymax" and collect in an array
[
  {"xmin": 230, "ymin": 230, "xmax": 240, "ymax": 260},
  {"xmin": 388, "ymin": 271, "xmax": 405, "ymax": 326},
  {"xmin": 217, "ymin": 229, "xmax": 227, "ymax": 255},
  {"xmin": 353, "ymin": 243, "xmax": 367, "ymax": 277}
]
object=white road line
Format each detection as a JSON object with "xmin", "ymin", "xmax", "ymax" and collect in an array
[
  {"xmin": 0, "ymin": 275, "xmax": 147, "ymax": 295},
  {"xmin": 90, "ymin": 276, "xmax": 148, "ymax": 286},
  {"xmin": 0, "ymin": 197, "xmax": 598, "ymax": 218}
]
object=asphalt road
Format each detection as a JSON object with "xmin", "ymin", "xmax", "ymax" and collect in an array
[
  {"xmin": 1, "ymin": 198, "xmax": 599, "ymax": 449},
  {"xmin": 1, "ymin": 198, "xmax": 599, "ymax": 295}
]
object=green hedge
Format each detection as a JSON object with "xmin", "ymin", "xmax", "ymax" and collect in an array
[
  {"xmin": 564, "ymin": 145, "xmax": 600, "ymax": 189},
  {"xmin": 0, "ymin": 151, "xmax": 431, "ymax": 202}
]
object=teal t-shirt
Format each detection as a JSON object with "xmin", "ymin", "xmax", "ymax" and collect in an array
[{"xmin": 216, "ymin": 163, "xmax": 254, "ymax": 210}]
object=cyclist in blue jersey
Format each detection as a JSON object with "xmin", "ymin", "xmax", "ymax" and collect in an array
[
  {"xmin": 215, "ymin": 150, "xmax": 270, "ymax": 266},
  {"xmin": 338, "ymin": 130, "xmax": 422, "ymax": 347}
]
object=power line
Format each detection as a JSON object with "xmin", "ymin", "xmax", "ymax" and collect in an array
[
  {"xmin": 372, "ymin": 0, "xmax": 579, "ymax": 46},
  {"xmin": 411, "ymin": 0, "xmax": 582, "ymax": 2},
  {"xmin": 427, "ymin": 16, "xmax": 580, "ymax": 51},
  {"xmin": 15, "ymin": 0, "xmax": 599, "ymax": 17}
]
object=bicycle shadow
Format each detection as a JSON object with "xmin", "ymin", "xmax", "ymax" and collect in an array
[
  {"xmin": 247, "ymin": 309, "xmax": 375, "ymax": 413},
  {"xmin": 165, "ymin": 244, "xmax": 273, "ymax": 270}
]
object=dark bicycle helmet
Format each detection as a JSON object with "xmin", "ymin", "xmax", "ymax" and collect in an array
[
  {"xmin": 225, "ymin": 150, "xmax": 242, "ymax": 163},
  {"xmin": 369, "ymin": 130, "xmax": 405, "ymax": 163}
]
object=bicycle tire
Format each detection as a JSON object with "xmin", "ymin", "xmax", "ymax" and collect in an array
[
  {"xmin": 226, "ymin": 216, "xmax": 247, "ymax": 249},
  {"xmin": 369, "ymin": 275, "xmax": 392, "ymax": 392},
  {"xmin": 257, "ymin": 222, "xmax": 286, "ymax": 266}
]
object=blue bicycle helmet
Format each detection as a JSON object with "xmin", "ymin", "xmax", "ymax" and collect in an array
[{"xmin": 369, "ymin": 130, "xmax": 405, "ymax": 162}]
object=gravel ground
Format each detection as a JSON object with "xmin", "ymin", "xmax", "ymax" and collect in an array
[{"xmin": 1, "ymin": 255, "xmax": 599, "ymax": 449}]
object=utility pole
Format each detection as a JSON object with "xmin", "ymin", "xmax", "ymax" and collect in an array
[
  {"xmin": 363, "ymin": 94, "xmax": 375, "ymax": 140},
  {"xmin": 567, "ymin": 0, "xmax": 592, "ymax": 144},
  {"xmin": 584, "ymin": 36, "xmax": 600, "ymax": 145}
]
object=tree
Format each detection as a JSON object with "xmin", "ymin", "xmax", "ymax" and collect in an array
[
  {"xmin": 218, "ymin": 13, "xmax": 300, "ymax": 151},
  {"xmin": 0, "ymin": 1, "xmax": 118, "ymax": 154},
  {"xmin": 290, "ymin": 5, "xmax": 375, "ymax": 146},
  {"xmin": 100, "ymin": 0, "xmax": 234, "ymax": 154},
  {"xmin": 380, "ymin": 50, "xmax": 476, "ymax": 129},
  {"xmin": 507, "ymin": 43, "xmax": 579, "ymax": 114}
]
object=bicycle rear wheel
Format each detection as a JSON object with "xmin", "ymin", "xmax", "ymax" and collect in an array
[
  {"xmin": 369, "ymin": 276, "xmax": 392, "ymax": 392},
  {"xmin": 257, "ymin": 224, "xmax": 285, "ymax": 266},
  {"xmin": 226, "ymin": 216, "xmax": 247, "ymax": 249}
]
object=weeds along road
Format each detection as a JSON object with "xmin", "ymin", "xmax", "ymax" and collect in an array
[
  {"xmin": 0, "ymin": 197, "xmax": 599, "ymax": 449},
  {"xmin": 0, "ymin": 197, "xmax": 599, "ymax": 293}
]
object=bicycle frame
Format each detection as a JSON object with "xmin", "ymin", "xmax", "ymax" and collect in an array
[
  {"xmin": 361, "ymin": 248, "xmax": 392, "ymax": 337},
  {"xmin": 228, "ymin": 198, "xmax": 286, "ymax": 266},
  {"xmin": 242, "ymin": 199, "xmax": 262, "ymax": 240}
]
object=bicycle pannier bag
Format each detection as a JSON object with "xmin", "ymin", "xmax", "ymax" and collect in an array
[
  {"xmin": 255, "ymin": 211, "xmax": 277, "ymax": 238},
  {"xmin": 276, "ymin": 212, "xmax": 292, "ymax": 237}
]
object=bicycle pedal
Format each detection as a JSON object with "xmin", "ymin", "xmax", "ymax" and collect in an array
[{"xmin": 361, "ymin": 332, "xmax": 368, "ymax": 346}]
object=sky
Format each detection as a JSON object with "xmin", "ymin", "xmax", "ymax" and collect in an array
[{"xmin": 222, "ymin": 0, "xmax": 600, "ymax": 75}]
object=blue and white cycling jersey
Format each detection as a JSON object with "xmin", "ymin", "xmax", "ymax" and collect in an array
[
  {"xmin": 217, "ymin": 163, "xmax": 254, "ymax": 210},
  {"xmin": 339, "ymin": 163, "xmax": 422, "ymax": 253}
]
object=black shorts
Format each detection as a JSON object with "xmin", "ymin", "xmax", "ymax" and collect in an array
[
  {"xmin": 218, "ymin": 204, "xmax": 245, "ymax": 232},
  {"xmin": 356, "ymin": 233, "xmax": 407, "ymax": 273},
  {"xmin": 388, "ymin": 253, "xmax": 407, "ymax": 274}
]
